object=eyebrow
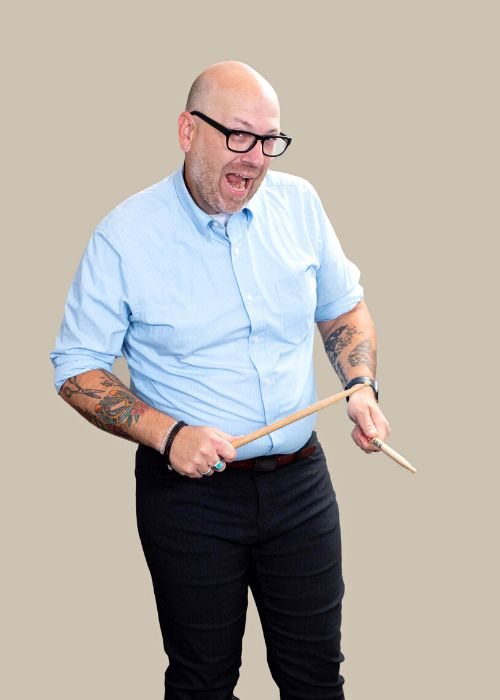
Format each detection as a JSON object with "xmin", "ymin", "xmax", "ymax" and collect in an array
[{"xmin": 231, "ymin": 116, "xmax": 281, "ymax": 135}]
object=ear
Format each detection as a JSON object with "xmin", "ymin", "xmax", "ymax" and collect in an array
[{"xmin": 178, "ymin": 111, "xmax": 195, "ymax": 153}]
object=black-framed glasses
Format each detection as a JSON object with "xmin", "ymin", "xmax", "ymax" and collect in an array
[{"xmin": 190, "ymin": 111, "xmax": 292, "ymax": 157}]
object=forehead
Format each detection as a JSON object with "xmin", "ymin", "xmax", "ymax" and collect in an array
[
  {"xmin": 228, "ymin": 114, "xmax": 280, "ymax": 135},
  {"xmin": 212, "ymin": 89, "xmax": 280, "ymax": 134}
]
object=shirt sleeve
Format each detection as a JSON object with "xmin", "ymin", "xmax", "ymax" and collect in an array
[
  {"xmin": 310, "ymin": 189, "xmax": 364, "ymax": 322},
  {"xmin": 50, "ymin": 229, "xmax": 133, "ymax": 393}
]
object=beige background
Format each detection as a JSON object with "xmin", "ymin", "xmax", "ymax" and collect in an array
[{"xmin": 2, "ymin": 1, "xmax": 498, "ymax": 698}]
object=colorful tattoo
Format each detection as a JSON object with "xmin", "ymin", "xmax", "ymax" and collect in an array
[
  {"xmin": 74, "ymin": 407, "xmax": 136, "ymax": 441},
  {"xmin": 65, "ymin": 370, "xmax": 151, "ymax": 435}
]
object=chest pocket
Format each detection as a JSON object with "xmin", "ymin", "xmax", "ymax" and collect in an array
[{"xmin": 274, "ymin": 267, "xmax": 317, "ymax": 344}]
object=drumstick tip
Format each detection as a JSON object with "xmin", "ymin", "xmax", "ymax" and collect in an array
[{"xmin": 371, "ymin": 437, "xmax": 416, "ymax": 473}]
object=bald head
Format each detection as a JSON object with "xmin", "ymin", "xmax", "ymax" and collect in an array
[
  {"xmin": 179, "ymin": 61, "xmax": 282, "ymax": 215},
  {"xmin": 185, "ymin": 61, "xmax": 279, "ymax": 117}
]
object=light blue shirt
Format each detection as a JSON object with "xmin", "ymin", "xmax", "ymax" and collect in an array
[{"xmin": 50, "ymin": 166, "xmax": 363, "ymax": 459}]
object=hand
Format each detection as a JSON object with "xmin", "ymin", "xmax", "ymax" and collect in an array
[
  {"xmin": 168, "ymin": 425, "xmax": 237, "ymax": 478},
  {"xmin": 346, "ymin": 387, "xmax": 390, "ymax": 453}
]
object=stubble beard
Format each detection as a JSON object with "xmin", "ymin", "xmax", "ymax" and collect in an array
[{"xmin": 188, "ymin": 151, "xmax": 264, "ymax": 214}]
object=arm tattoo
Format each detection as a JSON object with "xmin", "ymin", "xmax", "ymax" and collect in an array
[
  {"xmin": 62, "ymin": 375, "xmax": 104, "ymax": 400},
  {"xmin": 324, "ymin": 324, "xmax": 362, "ymax": 385},
  {"xmin": 74, "ymin": 407, "xmax": 137, "ymax": 442},
  {"xmin": 64, "ymin": 370, "xmax": 151, "ymax": 434},
  {"xmin": 348, "ymin": 338, "xmax": 376, "ymax": 375}
]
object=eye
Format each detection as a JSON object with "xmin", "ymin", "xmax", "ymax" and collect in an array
[
  {"xmin": 231, "ymin": 131, "xmax": 249, "ymax": 142},
  {"xmin": 227, "ymin": 132, "xmax": 256, "ymax": 151}
]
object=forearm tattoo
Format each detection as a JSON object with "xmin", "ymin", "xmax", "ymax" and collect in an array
[
  {"xmin": 324, "ymin": 324, "xmax": 362, "ymax": 385},
  {"xmin": 348, "ymin": 338, "xmax": 376, "ymax": 375},
  {"xmin": 63, "ymin": 370, "xmax": 150, "ymax": 439},
  {"xmin": 73, "ymin": 406, "xmax": 137, "ymax": 441},
  {"xmin": 324, "ymin": 325, "xmax": 376, "ymax": 383},
  {"xmin": 62, "ymin": 375, "xmax": 104, "ymax": 400}
]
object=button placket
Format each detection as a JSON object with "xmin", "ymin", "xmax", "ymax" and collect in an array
[{"xmin": 227, "ymin": 214, "xmax": 278, "ymax": 426}]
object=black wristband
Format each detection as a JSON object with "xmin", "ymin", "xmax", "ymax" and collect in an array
[
  {"xmin": 344, "ymin": 376, "xmax": 379, "ymax": 402},
  {"xmin": 164, "ymin": 420, "xmax": 188, "ymax": 466}
]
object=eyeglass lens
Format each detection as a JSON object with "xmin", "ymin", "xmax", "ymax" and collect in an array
[{"xmin": 227, "ymin": 132, "xmax": 288, "ymax": 156}]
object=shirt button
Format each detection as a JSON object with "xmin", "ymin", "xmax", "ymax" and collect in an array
[
  {"xmin": 264, "ymin": 378, "xmax": 270, "ymax": 385},
  {"xmin": 247, "ymin": 293, "xmax": 253, "ymax": 301},
  {"xmin": 233, "ymin": 247, "xmax": 240, "ymax": 255}
]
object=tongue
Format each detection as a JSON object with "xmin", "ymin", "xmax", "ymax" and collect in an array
[{"xmin": 226, "ymin": 174, "xmax": 245, "ymax": 185}]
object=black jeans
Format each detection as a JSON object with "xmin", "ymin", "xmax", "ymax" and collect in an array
[{"xmin": 135, "ymin": 432, "xmax": 345, "ymax": 700}]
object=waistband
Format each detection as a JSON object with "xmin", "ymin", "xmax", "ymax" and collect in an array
[
  {"xmin": 136, "ymin": 432, "xmax": 318, "ymax": 477},
  {"xmin": 229, "ymin": 439, "xmax": 316, "ymax": 471}
]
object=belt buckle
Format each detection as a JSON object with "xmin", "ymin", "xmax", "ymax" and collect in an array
[{"xmin": 253, "ymin": 456, "xmax": 278, "ymax": 472}]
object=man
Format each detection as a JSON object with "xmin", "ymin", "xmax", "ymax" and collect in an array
[{"xmin": 51, "ymin": 61, "xmax": 390, "ymax": 700}]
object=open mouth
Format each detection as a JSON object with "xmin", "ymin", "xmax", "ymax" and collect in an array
[{"xmin": 225, "ymin": 173, "xmax": 253, "ymax": 194}]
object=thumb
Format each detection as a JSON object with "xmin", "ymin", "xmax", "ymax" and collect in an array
[{"xmin": 357, "ymin": 411, "xmax": 378, "ymax": 439}]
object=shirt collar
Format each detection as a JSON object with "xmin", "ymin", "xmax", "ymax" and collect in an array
[{"xmin": 173, "ymin": 165, "xmax": 254, "ymax": 238}]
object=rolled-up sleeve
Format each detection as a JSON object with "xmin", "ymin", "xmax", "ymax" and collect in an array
[
  {"xmin": 311, "ymin": 190, "xmax": 364, "ymax": 322},
  {"xmin": 50, "ymin": 229, "xmax": 132, "ymax": 393}
]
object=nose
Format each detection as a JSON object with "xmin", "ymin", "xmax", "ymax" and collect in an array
[{"xmin": 240, "ymin": 140, "xmax": 266, "ymax": 168}]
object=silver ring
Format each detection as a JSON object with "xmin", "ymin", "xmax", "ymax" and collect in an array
[
  {"xmin": 211, "ymin": 459, "xmax": 225, "ymax": 472},
  {"xmin": 200, "ymin": 467, "xmax": 213, "ymax": 476}
]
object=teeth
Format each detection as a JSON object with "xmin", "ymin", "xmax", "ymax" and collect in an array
[{"xmin": 226, "ymin": 174, "xmax": 247, "ymax": 191}]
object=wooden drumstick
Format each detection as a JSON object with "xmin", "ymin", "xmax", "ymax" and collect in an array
[
  {"xmin": 230, "ymin": 382, "xmax": 368, "ymax": 449},
  {"xmin": 231, "ymin": 381, "xmax": 416, "ymax": 474},
  {"xmin": 371, "ymin": 438, "xmax": 416, "ymax": 473}
]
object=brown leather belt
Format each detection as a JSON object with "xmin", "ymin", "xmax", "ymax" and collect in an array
[{"xmin": 228, "ymin": 445, "xmax": 316, "ymax": 472}]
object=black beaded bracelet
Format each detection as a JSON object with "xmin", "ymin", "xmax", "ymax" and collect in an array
[{"xmin": 164, "ymin": 420, "xmax": 188, "ymax": 468}]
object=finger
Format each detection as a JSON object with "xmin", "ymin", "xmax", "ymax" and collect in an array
[
  {"xmin": 202, "ymin": 448, "xmax": 227, "ymax": 472},
  {"xmin": 214, "ymin": 437, "xmax": 237, "ymax": 462},
  {"xmin": 178, "ymin": 468, "xmax": 202, "ymax": 479},
  {"xmin": 197, "ymin": 466, "xmax": 214, "ymax": 477},
  {"xmin": 175, "ymin": 463, "xmax": 201, "ymax": 478},
  {"xmin": 352, "ymin": 425, "xmax": 379, "ymax": 452},
  {"xmin": 181, "ymin": 462, "xmax": 204, "ymax": 479},
  {"xmin": 351, "ymin": 431, "xmax": 374, "ymax": 454},
  {"xmin": 372, "ymin": 413, "xmax": 391, "ymax": 442},
  {"xmin": 355, "ymin": 408, "xmax": 379, "ymax": 441},
  {"xmin": 210, "ymin": 458, "xmax": 226, "ymax": 473}
]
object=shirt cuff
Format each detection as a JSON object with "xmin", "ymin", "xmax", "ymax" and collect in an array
[{"xmin": 314, "ymin": 284, "xmax": 364, "ymax": 323}]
